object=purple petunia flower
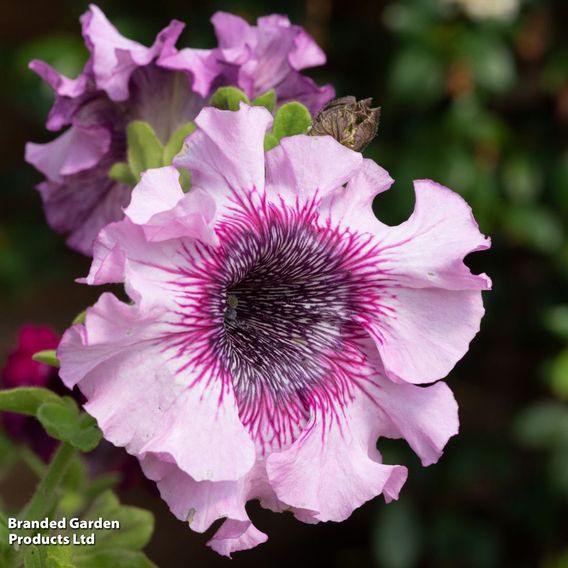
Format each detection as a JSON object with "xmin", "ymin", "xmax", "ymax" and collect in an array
[
  {"xmin": 57, "ymin": 105, "xmax": 490, "ymax": 556},
  {"xmin": 161, "ymin": 12, "xmax": 335, "ymax": 114},
  {"xmin": 25, "ymin": 5, "xmax": 334, "ymax": 256}
]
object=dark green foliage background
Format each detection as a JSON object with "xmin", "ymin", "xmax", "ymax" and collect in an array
[{"xmin": 1, "ymin": 0, "xmax": 567, "ymax": 566}]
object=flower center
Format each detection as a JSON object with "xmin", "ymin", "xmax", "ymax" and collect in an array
[{"xmin": 214, "ymin": 213, "xmax": 356, "ymax": 450}]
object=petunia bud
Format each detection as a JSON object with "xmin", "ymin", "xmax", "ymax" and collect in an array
[{"xmin": 309, "ymin": 96, "xmax": 380, "ymax": 152}]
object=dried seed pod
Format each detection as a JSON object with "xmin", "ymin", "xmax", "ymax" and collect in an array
[{"xmin": 309, "ymin": 96, "xmax": 381, "ymax": 151}]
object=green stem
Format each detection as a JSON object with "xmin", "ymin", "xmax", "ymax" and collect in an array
[
  {"xmin": 18, "ymin": 446, "xmax": 46, "ymax": 478},
  {"xmin": 20, "ymin": 442, "xmax": 76, "ymax": 521}
]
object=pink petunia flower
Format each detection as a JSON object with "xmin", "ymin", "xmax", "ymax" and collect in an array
[
  {"xmin": 25, "ymin": 5, "xmax": 334, "ymax": 256},
  {"xmin": 57, "ymin": 105, "xmax": 490, "ymax": 556}
]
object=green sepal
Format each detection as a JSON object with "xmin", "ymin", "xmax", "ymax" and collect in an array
[
  {"xmin": 0, "ymin": 387, "xmax": 60, "ymax": 416},
  {"xmin": 37, "ymin": 398, "xmax": 102, "ymax": 453},
  {"xmin": 72, "ymin": 310, "xmax": 86, "ymax": 325},
  {"xmin": 210, "ymin": 86, "xmax": 250, "ymax": 111},
  {"xmin": 179, "ymin": 169, "xmax": 191, "ymax": 192},
  {"xmin": 32, "ymin": 350, "xmax": 60, "ymax": 368},
  {"xmin": 264, "ymin": 133, "xmax": 280, "ymax": 152},
  {"xmin": 252, "ymin": 89, "xmax": 276, "ymax": 112},
  {"xmin": 108, "ymin": 162, "xmax": 137, "ymax": 186},
  {"xmin": 127, "ymin": 121, "xmax": 165, "ymax": 181},
  {"xmin": 271, "ymin": 102, "xmax": 312, "ymax": 140},
  {"xmin": 163, "ymin": 122, "xmax": 196, "ymax": 164}
]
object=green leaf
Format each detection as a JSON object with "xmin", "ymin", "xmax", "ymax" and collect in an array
[
  {"xmin": 37, "ymin": 398, "xmax": 102, "ymax": 452},
  {"xmin": 32, "ymin": 350, "xmax": 60, "ymax": 368},
  {"xmin": 252, "ymin": 89, "xmax": 276, "ymax": 112},
  {"xmin": 550, "ymin": 349, "xmax": 568, "ymax": 401},
  {"xmin": 73, "ymin": 550, "xmax": 155, "ymax": 568},
  {"xmin": 0, "ymin": 387, "xmax": 60, "ymax": 416},
  {"xmin": 210, "ymin": 86, "xmax": 250, "ymax": 111},
  {"xmin": 108, "ymin": 162, "xmax": 137, "ymax": 186},
  {"xmin": 126, "ymin": 121, "xmax": 165, "ymax": 181},
  {"xmin": 45, "ymin": 546, "xmax": 75, "ymax": 568},
  {"xmin": 46, "ymin": 558, "xmax": 75, "ymax": 568},
  {"xmin": 271, "ymin": 102, "xmax": 312, "ymax": 141},
  {"xmin": 163, "ymin": 122, "xmax": 196, "ymax": 165},
  {"xmin": 516, "ymin": 402, "xmax": 568, "ymax": 449},
  {"xmin": 24, "ymin": 545, "xmax": 47, "ymax": 568},
  {"xmin": 83, "ymin": 491, "xmax": 154, "ymax": 551},
  {"xmin": 503, "ymin": 205, "xmax": 563, "ymax": 254},
  {"xmin": 543, "ymin": 306, "xmax": 568, "ymax": 341}
]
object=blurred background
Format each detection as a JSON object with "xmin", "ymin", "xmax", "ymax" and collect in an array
[{"xmin": 1, "ymin": 0, "xmax": 568, "ymax": 566}]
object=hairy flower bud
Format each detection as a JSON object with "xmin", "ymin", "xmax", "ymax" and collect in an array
[{"xmin": 309, "ymin": 96, "xmax": 380, "ymax": 152}]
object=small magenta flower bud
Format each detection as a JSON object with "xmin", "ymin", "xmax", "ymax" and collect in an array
[{"xmin": 309, "ymin": 96, "xmax": 381, "ymax": 152}]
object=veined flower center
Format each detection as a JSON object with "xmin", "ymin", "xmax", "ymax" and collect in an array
[{"xmin": 213, "ymin": 214, "xmax": 356, "ymax": 449}]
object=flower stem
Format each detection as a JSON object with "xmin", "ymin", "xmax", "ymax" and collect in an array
[{"xmin": 20, "ymin": 442, "xmax": 76, "ymax": 521}]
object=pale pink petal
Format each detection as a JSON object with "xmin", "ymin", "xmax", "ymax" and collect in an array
[
  {"xmin": 208, "ymin": 520, "xmax": 268, "ymax": 557},
  {"xmin": 319, "ymin": 158, "xmax": 394, "ymax": 233},
  {"xmin": 358, "ymin": 339, "xmax": 460, "ymax": 466},
  {"xmin": 375, "ymin": 378, "xmax": 459, "ymax": 466},
  {"xmin": 141, "ymin": 456, "xmax": 248, "ymax": 529},
  {"xmin": 124, "ymin": 167, "xmax": 217, "ymax": 244},
  {"xmin": 25, "ymin": 126, "xmax": 110, "ymax": 183},
  {"xmin": 374, "ymin": 179, "xmax": 491, "ymax": 290},
  {"xmin": 124, "ymin": 167, "xmax": 185, "ymax": 224},
  {"xmin": 211, "ymin": 12, "xmax": 255, "ymax": 49},
  {"xmin": 361, "ymin": 286, "xmax": 486, "ymax": 385},
  {"xmin": 85, "ymin": 219, "xmax": 203, "ymax": 311},
  {"xmin": 267, "ymin": 394, "xmax": 408, "ymax": 522},
  {"xmin": 140, "ymin": 371, "xmax": 256, "ymax": 482},
  {"xmin": 174, "ymin": 105, "xmax": 272, "ymax": 198},
  {"xmin": 265, "ymin": 135, "xmax": 362, "ymax": 203},
  {"xmin": 59, "ymin": 292, "xmax": 255, "ymax": 481}
]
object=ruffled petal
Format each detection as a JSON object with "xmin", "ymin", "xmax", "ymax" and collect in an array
[
  {"xmin": 174, "ymin": 105, "xmax": 272, "ymax": 199},
  {"xmin": 37, "ymin": 172, "xmax": 132, "ymax": 256},
  {"xmin": 25, "ymin": 125, "xmax": 110, "ymax": 183},
  {"xmin": 374, "ymin": 179, "xmax": 491, "ymax": 291},
  {"xmin": 124, "ymin": 167, "xmax": 217, "ymax": 244},
  {"xmin": 59, "ymin": 292, "xmax": 255, "ymax": 481},
  {"xmin": 358, "ymin": 338, "xmax": 459, "ymax": 466},
  {"xmin": 273, "ymin": 73, "xmax": 335, "ymax": 116},
  {"xmin": 81, "ymin": 4, "xmax": 184, "ymax": 101},
  {"xmin": 157, "ymin": 48, "xmax": 221, "ymax": 98},
  {"xmin": 211, "ymin": 12, "xmax": 256, "ymax": 49},
  {"xmin": 208, "ymin": 520, "xmax": 268, "ymax": 557},
  {"xmin": 361, "ymin": 286, "xmax": 486, "ymax": 385},
  {"xmin": 210, "ymin": 11, "xmax": 334, "ymax": 112},
  {"xmin": 267, "ymin": 394, "xmax": 408, "ymax": 523},
  {"xmin": 141, "ymin": 456, "xmax": 268, "ymax": 556},
  {"xmin": 85, "ymin": 219, "xmax": 200, "ymax": 310},
  {"xmin": 319, "ymin": 158, "xmax": 394, "ymax": 233},
  {"xmin": 265, "ymin": 135, "xmax": 362, "ymax": 204},
  {"xmin": 29, "ymin": 59, "xmax": 87, "ymax": 99},
  {"xmin": 288, "ymin": 27, "xmax": 326, "ymax": 69}
]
